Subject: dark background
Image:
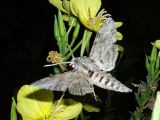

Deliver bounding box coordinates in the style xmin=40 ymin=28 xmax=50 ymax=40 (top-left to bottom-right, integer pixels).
xmin=1 ymin=0 xmax=160 ymax=119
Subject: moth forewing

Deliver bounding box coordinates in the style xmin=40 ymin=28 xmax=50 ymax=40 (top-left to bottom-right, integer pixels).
xmin=89 ymin=17 xmax=118 ymax=72
xmin=31 ymin=71 xmax=95 ymax=95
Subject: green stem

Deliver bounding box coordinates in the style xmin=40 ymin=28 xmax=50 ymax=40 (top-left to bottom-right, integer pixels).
xmin=70 ymin=23 xmax=80 ymax=48
xmin=67 ymin=19 xmax=75 ymax=36
xmin=80 ymin=110 xmax=84 ymax=120
xmin=64 ymin=40 xmax=83 ymax=61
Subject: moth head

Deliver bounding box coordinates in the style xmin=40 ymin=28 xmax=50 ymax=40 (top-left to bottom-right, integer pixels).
xmin=70 ymin=57 xmax=89 ymax=73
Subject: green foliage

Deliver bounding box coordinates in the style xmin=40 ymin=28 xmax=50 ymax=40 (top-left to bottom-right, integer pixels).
xmin=80 ymin=30 xmax=92 ymax=56
xmin=10 ymin=97 xmax=17 ymax=120
xmin=14 ymin=0 xmax=127 ymax=119
xmin=130 ymin=44 xmax=160 ymax=120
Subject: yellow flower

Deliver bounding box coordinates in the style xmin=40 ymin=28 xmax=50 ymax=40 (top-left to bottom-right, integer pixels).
xmin=49 ymin=99 xmax=82 ymax=120
xmin=70 ymin=0 xmax=103 ymax=31
xmin=17 ymin=85 xmax=54 ymax=120
xmin=17 ymin=85 xmax=82 ymax=120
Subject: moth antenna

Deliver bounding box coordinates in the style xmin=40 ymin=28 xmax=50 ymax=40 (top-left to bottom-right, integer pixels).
xmin=44 ymin=61 xmax=71 ymax=67
xmin=67 ymin=44 xmax=75 ymax=58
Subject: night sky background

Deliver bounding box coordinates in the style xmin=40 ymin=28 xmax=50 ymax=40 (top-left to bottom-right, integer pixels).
xmin=1 ymin=0 xmax=160 ymax=119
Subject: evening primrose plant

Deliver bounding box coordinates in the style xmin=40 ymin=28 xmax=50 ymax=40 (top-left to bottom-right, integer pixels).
xmin=130 ymin=40 xmax=160 ymax=120
xmin=11 ymin=0 xmax=124 ymax=120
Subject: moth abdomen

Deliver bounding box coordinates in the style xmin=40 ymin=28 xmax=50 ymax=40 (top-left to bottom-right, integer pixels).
xmin=90 ymin=71 xmax=132 ymax=93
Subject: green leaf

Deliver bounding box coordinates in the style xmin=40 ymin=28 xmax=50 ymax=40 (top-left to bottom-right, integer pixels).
xmin=134 ymin=92 xmax=141 ymax=106
xmin=145 ymin=55 xmax=150 ymax=72
xmin=83 ymin=104 xmax=100 ymax=112
xmin=80 ymin=30 xmax=92 ymax=56
xmin=155 ymin=56 xmax=160 ymax=75
xmin=141 ymin=90 xmax=152 ymax=107
xmin=150 ymin=45 xmax=157 ymax=63
xmin=11 ymin=97 xmax=17 ymax=120
xmin=70 ymin=22 xmax=80 ymax=48
xmin=54 ymin=15 xmax=62 ymax=54
xmin=151 ymin=92 xmax=160 ymax=120
xmin=150 ymin=45 xmax=158 ymax=80
xmin=58 ymin=10 xmax=68 ymax=55
xmin=58 ymin=10 xmax=67 ymax=37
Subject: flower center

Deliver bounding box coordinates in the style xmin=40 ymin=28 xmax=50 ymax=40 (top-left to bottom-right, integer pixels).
xmin=87 ymin=9 xmax=110 ymax=31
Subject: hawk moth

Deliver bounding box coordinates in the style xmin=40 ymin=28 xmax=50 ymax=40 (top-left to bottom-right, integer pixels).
xmin=32 ymin=16 xmax=132 ymax=96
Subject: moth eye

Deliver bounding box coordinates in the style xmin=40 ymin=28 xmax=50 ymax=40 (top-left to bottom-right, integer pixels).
xmin=70 ymin=64 xmax=75 ymax=70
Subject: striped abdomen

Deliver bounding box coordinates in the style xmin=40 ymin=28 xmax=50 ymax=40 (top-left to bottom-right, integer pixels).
xmin=88 ymin=70 xmax=132 ymax=92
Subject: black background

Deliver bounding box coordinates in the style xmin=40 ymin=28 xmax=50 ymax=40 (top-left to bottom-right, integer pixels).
xmin=1 ymin=0 xmax=160 ymax=119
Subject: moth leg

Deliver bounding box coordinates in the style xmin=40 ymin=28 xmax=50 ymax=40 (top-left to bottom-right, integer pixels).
xmin=92 ymin=91 xmax=98 ymax=101
xmin=54 ymin=92 xmax=65 ymax=112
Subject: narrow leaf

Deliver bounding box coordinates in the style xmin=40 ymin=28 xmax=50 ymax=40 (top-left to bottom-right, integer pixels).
xmin=145 ymin=55 xmax=150 ymax=72
xmin=80 ymin=30 xmax=92 ymax=56
xmin=58 ymin=10 xmax=68 ymax=55
xmin=58 ymin=10 xmax=66 ymax=37
xmin=54 ymin=15 xmax=62 ymax=54
xmin=155 ymin=56 xmax=160 ymax=74
xmin=11 ymin=97 xmax=17 ymax=120
xmin=70 ymin=22 xmax=80 ymax=48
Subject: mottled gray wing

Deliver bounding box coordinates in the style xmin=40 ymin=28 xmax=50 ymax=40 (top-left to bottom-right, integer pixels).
xmin=89 ymin=71 xmax=132 ymax=92
xmin=31 ymin=71 xmax=94 ymax=96
xmin=89 ymin=17 xmax=118 ymax=71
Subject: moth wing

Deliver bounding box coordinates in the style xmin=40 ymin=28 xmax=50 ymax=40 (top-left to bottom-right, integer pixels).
xmin=89 ymin=17 xmax=118 ymax=71
xmin=68 ymin=75 xmax=94 ymax=96
xmin=91 ymin=71 xmax=132 ymax=92
xmin=31 ymin=71 xmax=94 ymax=95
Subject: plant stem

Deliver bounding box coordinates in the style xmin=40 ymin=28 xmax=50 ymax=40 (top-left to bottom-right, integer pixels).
xmin=80 ymin=110 xmax=84 ymax=120
xmin=64 ymin=39 xmax=83 ymax=61
xmin=67 ymin=19 xmax=75 ymax=36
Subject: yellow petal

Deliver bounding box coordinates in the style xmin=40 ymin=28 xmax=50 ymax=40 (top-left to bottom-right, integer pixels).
xmin=52 ymin=99 xmax=82 ymax=120
xmin=17 ymin=85 xmax=53 ymax=120
xmin=116 ymin=31 xmax=123 ymax=41
xmin=70 ymin=0 xmax=101 ymax=31
xmin=115 ymin=22 xmax=123 ymax=28
xmin=118 ymin=45 xmax=124 ymax=52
